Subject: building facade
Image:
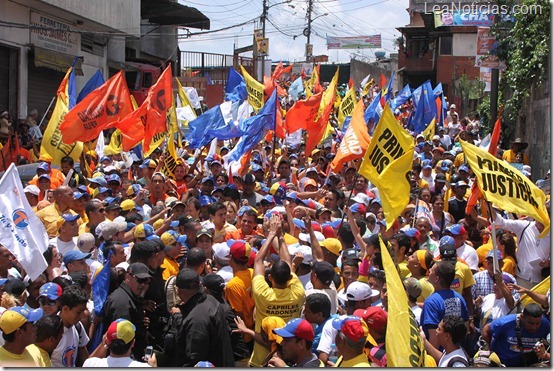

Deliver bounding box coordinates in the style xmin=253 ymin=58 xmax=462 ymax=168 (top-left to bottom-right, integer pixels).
xmin=0 ymin=0 xmax=208 ymax=120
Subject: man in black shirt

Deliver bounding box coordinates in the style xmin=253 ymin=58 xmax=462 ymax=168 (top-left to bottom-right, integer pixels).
xmin=448 ymin=180 xmax=469 ymax=222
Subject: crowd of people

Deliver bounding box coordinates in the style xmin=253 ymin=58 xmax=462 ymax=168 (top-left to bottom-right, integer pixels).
xmin=0 ymin=81 xmax=550 ymax=368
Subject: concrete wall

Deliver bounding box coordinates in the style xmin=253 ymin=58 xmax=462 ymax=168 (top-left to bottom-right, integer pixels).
xmin=514 ymin=81 xmax=551 ymax=179
xmin=350 ymin=58 xmax=400 ymax=92
xmin=42 ymin=0 xmax=140 ymax=35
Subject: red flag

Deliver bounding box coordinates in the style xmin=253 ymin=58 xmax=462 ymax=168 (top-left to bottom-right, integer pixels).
xmin=300 ymin=67 xmax=306 ymax=81
xmin=465 ymin=113 xmax=502 ymax=214
xmin=59 ymin=71 xmax=133 ymax=143
xmin=0 ymin=134 xmax=19 ymax=172
xmin=281 ymin=64 xmax=293 ymax=77
xmin=436 ymin=96 xmax=442 ymax=124
xmin=379 ymin=73 xmax=386 ymax=89
xmin=275 ymin=100 xmax=286 ymax=139
xmin=190 ymin=70 xmax=200 ymax=77
xmin=284 ymin=92 xmax=323 ymax=133
xmin=348 ymin=77 xmax=354 ymax=89
xmin=116 ymin=65 xmax=173 ymax=153
xmin=305 ymin=69 xmax=339 ymax=155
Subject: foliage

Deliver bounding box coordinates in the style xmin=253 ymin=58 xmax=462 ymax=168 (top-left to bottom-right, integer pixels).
xmin=489 ymin=0 xmax=550 ymax=125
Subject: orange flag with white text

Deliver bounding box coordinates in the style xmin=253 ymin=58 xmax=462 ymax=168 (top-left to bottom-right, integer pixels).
xmin=59 ymin=71 xmax=133 ymax=143
xmin=331 ymin=98 xmax=371 ymax=172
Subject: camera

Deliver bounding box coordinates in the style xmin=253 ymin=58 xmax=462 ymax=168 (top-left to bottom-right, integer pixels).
xmin=144 ymin=345 xmax=154 ymax=360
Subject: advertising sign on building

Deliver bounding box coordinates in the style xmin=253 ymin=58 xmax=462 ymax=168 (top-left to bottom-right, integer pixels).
xmin=474 ymin=27 xmax=505 ymax=70
xmin=326 ymin=35 xmax=381 ymax=49
xmin=30 ymin=12 xmax=80 ymax=55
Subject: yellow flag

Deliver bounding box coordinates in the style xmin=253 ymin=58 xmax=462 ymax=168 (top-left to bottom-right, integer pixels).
xmin=239 ymin=65 xmax=264 ymax=112
xmin=380 ymin=236 xmax=427 ymax=366
xmin=422 ymin=118 xmax=436 ymax=141
xmin=175 ymin=77 xmax=196 ymax=132
xmin=359 ymin=104 xmax=414 ymax=229
xmin=104 ymin=129 xmax=122 ymax=155
xmin=459 ymin=140 xmax=550 ymax=237
xmin=40 ymin=68 xmax=83 ymax=166
xmin=362 ymin=78 xmax=374 ymax=97
xmin=338 ymin=88 xmax=356 ymax=128
xmin=521 ymin=276 xmax=551 ymax=307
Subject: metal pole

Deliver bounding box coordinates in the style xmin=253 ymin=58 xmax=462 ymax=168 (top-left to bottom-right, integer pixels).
xmin=38 ymin=96 xmax=56 ymax=128
xmin=306 ymin=0 xmax=313 ymax=60
xmin=261 ymin=0 xmax=267 ymax=82
xmin=490 ymin=68 xmax=499 ymax=126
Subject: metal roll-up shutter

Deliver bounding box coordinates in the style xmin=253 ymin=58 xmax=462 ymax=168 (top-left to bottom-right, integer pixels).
xmin=27 ymin=53 xmax=65 ymax=120
xmin=0 ymin=44 xmax=18 ymax=117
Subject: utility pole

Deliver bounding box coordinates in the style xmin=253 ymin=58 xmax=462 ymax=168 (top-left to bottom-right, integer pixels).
xmin=304 ymin=0 xmax=313 ymax=60
xmin=260 ymin=0 xmax=268 ymax=81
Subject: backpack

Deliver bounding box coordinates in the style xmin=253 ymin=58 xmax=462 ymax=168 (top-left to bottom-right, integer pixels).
xmin=164 ymin=275 xmax=180 ymax=313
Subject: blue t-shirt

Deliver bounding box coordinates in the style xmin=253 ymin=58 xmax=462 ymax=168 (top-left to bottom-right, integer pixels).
xmin=490 ymin=314 xmax=550 ymax=367
xmin=312 ymin=314 xmax=338 ymax=355
xmin=421 ymin=289 xmax=469 ymax=338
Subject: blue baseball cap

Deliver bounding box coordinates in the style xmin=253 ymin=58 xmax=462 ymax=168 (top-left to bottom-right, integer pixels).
xmin=38 ymin=282 xmax=63 ymax=300
xmin=60 ymin=213 xmax=80 ymax=223
xmin=201 ymin=177 xmax=215 ymax=185
xmin=88 ymin=177 xmax=107 ymax=187
xmin=38 ymin=174 xmax=51 ymax=181
xmin=402 ymin=227 xmax=420 ymax=238
xmin=133 ymin=223 xmax=158 ymax=240
xmin=74 ymin=191 xmax=86 ymax=200
xmin=286 ymin=191 xmax=298 ymax=201
xmin=237 ymin=205 xmax=254 ymax=217
xmin=194 ymin=361 xmax=215 ymax=368
xmin=439 ymin=235 xmax=455 ymax=247
xmin=322 ymin=219 xmax=342 ymax=229
xmin=486 ymin=250 xmax=502 ymax=260
xmin=422 ymin=159 xmax=432 ymax=170
xmin=445 ymin=224 xmax=466 ymax=236
xmin=260 ymin=195 xmax=275 ymax=205
xmin=440 ymin=160 xmax=451 ymax=171
xmin=458 ymin=165 xmax=469 ymax=173
xmin=273 ymin=318 xmax=314 ymax=341
xmin=106 ymin=174 xmax=121 ymax=184
xmin=99 ymin=156 xmax=112 ymax=164
xmin=199 ymin=195 xmax=213 ymax=207
xmin=63 ymin=250 xmax=91 ymax=265
xmin=37 ymin=162 xmax=50 ymax=172
xmin=251 ymin=163 xmax=263 ymax=172
xmin=97 ymin=187 xmax=113 ymax=195
xmin=139 ymin=159 xmax=157 ymax=169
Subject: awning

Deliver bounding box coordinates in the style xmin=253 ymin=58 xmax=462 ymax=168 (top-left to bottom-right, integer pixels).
xmin=141 ymin=0 xmax=210 ymax=30
xmin=33 ymin=47 xmax=84 ymax=75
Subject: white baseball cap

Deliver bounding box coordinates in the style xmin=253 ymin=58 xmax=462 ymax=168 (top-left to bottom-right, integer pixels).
xmin=23 ymin=185 xmax=40 ymax=196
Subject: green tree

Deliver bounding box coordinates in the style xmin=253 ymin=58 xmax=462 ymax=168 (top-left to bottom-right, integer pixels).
xmin=489 ymin=0 xmax=550 ymax=135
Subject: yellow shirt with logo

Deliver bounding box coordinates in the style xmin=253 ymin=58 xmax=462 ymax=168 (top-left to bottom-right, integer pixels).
xmin=251 ymin=273 xmax=305 ymax=367
xmin=450 ymin=260 xmax=475 ymax=294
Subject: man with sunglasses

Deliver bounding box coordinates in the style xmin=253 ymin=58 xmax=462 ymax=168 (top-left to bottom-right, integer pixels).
xmin=84 ymin=199 xmax=107 ymax=234
xmin=102 ymin=262 xmax=151 ymax=362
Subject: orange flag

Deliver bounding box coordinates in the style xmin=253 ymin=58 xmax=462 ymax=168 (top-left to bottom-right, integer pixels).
xmin=281 ymin=64 xmax=293 ymax=77
xmin=331 ymin=98 xmax=371 ymax=172
xmin=465 ymin=112 xmax=502 ymax=214
xmin=305 ymin=68 xmax=339 ymax=155
xmin=284 ymin=92 xmax=323 ymax=133
xmin=59 ymin=71 xmax=133 ymax=143
xmin=275 ymin=99 xmax=286 ymax=139
xmin=348 ymin=77 xmax=354 ymax=89
xmin=238 ymin=150 xmax=252 ymax=176
xmin=0 ymin=134 xmax=19 ymax=172
xmin=379 ymin=73 xmax=386 ymax=89
xmin=116 ymin=65 xmax=173 ymax=153
xmin=272 ymin=61 xmax=284 ymax=80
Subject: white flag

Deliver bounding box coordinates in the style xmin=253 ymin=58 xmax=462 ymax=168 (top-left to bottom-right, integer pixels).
xmin=0 ymin=164 xmax=48 ymax=280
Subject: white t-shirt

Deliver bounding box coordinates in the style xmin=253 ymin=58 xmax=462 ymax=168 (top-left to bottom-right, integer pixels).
xmin=411 ymin=304 xmax=422 ymax=326
xmin=456 ymin=243 xmax=479 ymax=272
xmin=317 ymin=314 xmax=347 ymax=355
xmin=438 ymin=348 xmax=468 ymax=367
xmin=51 ymin=322 xmax=90 ymax=367
xmin=83 ymin=355 xmax=150 ymax=367
xmin=50 ymin=237 xmax=77 ymax=256
xmin=480 ymin=294 xmax=511 ymax=323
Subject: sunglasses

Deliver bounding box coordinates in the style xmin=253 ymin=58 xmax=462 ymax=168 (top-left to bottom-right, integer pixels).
xmin=39 ymin=297 xmax=57 ymax=306
xmin=97 ymin=208 xmax=106 ymax=213
xmin=133 ymin=275 xmax=151 ymax=285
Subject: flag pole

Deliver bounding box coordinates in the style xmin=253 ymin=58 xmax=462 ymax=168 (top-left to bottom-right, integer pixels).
xmin=38 ymin=96 xmax=56 ymax=129
xmin=486 ymin=201 xmax=500 ymax=274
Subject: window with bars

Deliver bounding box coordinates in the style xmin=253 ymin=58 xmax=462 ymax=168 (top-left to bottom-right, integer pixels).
xmin=81 ymin=33 xmax=105 ymax=57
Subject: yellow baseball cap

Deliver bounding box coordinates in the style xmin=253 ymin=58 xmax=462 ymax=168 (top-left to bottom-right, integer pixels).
xmin=320 ymin=238 xmax=341 ymax=256
xmin=0 ymin=306 xmax=43 ymax=334
xmin=120 ymin=199 xmax=137 ymax=212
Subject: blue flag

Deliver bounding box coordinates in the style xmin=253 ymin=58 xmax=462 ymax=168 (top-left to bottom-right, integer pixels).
xmin=77 ymin=70 xmax=105 ymax=104
xmin=411 ymin=80 xmax=437 ymax=133
xmin=225 ymin=68 xmax=247 ymax=102
xmin=288 ymin=77 xmax=304 ymax=101
xmin=187 ymin=105 xmax=226 ymax=148
xmin=383 ymin=71 xmax=395 ymax=103
xmin=92 ymin=250 xmax=112 ymax=316
xmin=364 ymin=91 xmax=382 ymax=124
xmin=227 ymin=90 xmax=277 ymax=163
xmin=389 ymin=84 xmax=412 ymax=110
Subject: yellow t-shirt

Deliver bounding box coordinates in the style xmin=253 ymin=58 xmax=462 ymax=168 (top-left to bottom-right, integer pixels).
xmin=502 ymin=255 xmax=517 ymax=276
xmin=26 ymin=345 xmax=52 ymax=367
xmin=161 ymin=257 xmax=180 ymax=281
xmin=35 ymin=203 xmax=81 ymax=237
xmin=251 ymin=273 xmax=305 ymax=367
xmin=225 ymin=268 xmax=254 ymax=342
xmin=417 ymin=277 xmax=435 ymax=303
xmin=450 ymin=261 xmax=476 ymax=294
xmin=398 ymin=261 xmax=411 ymax=280
xmin=476 ymin=241 xmax=493 ymax=268
xmin=0 ymin=346 xmax=40 ymax=367
xmin=338 ymin=353 xmax=370 ymax=367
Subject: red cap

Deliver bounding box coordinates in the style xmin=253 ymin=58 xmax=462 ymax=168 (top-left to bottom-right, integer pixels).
xmin=354 ymin=306 xmax=388 ymax=333
xmin=228 ymin=240 xmax=251 ymax=260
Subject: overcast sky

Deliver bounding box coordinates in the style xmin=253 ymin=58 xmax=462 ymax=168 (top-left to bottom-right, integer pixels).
xmin=177 ymin=0 xmax=410 ymax=64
